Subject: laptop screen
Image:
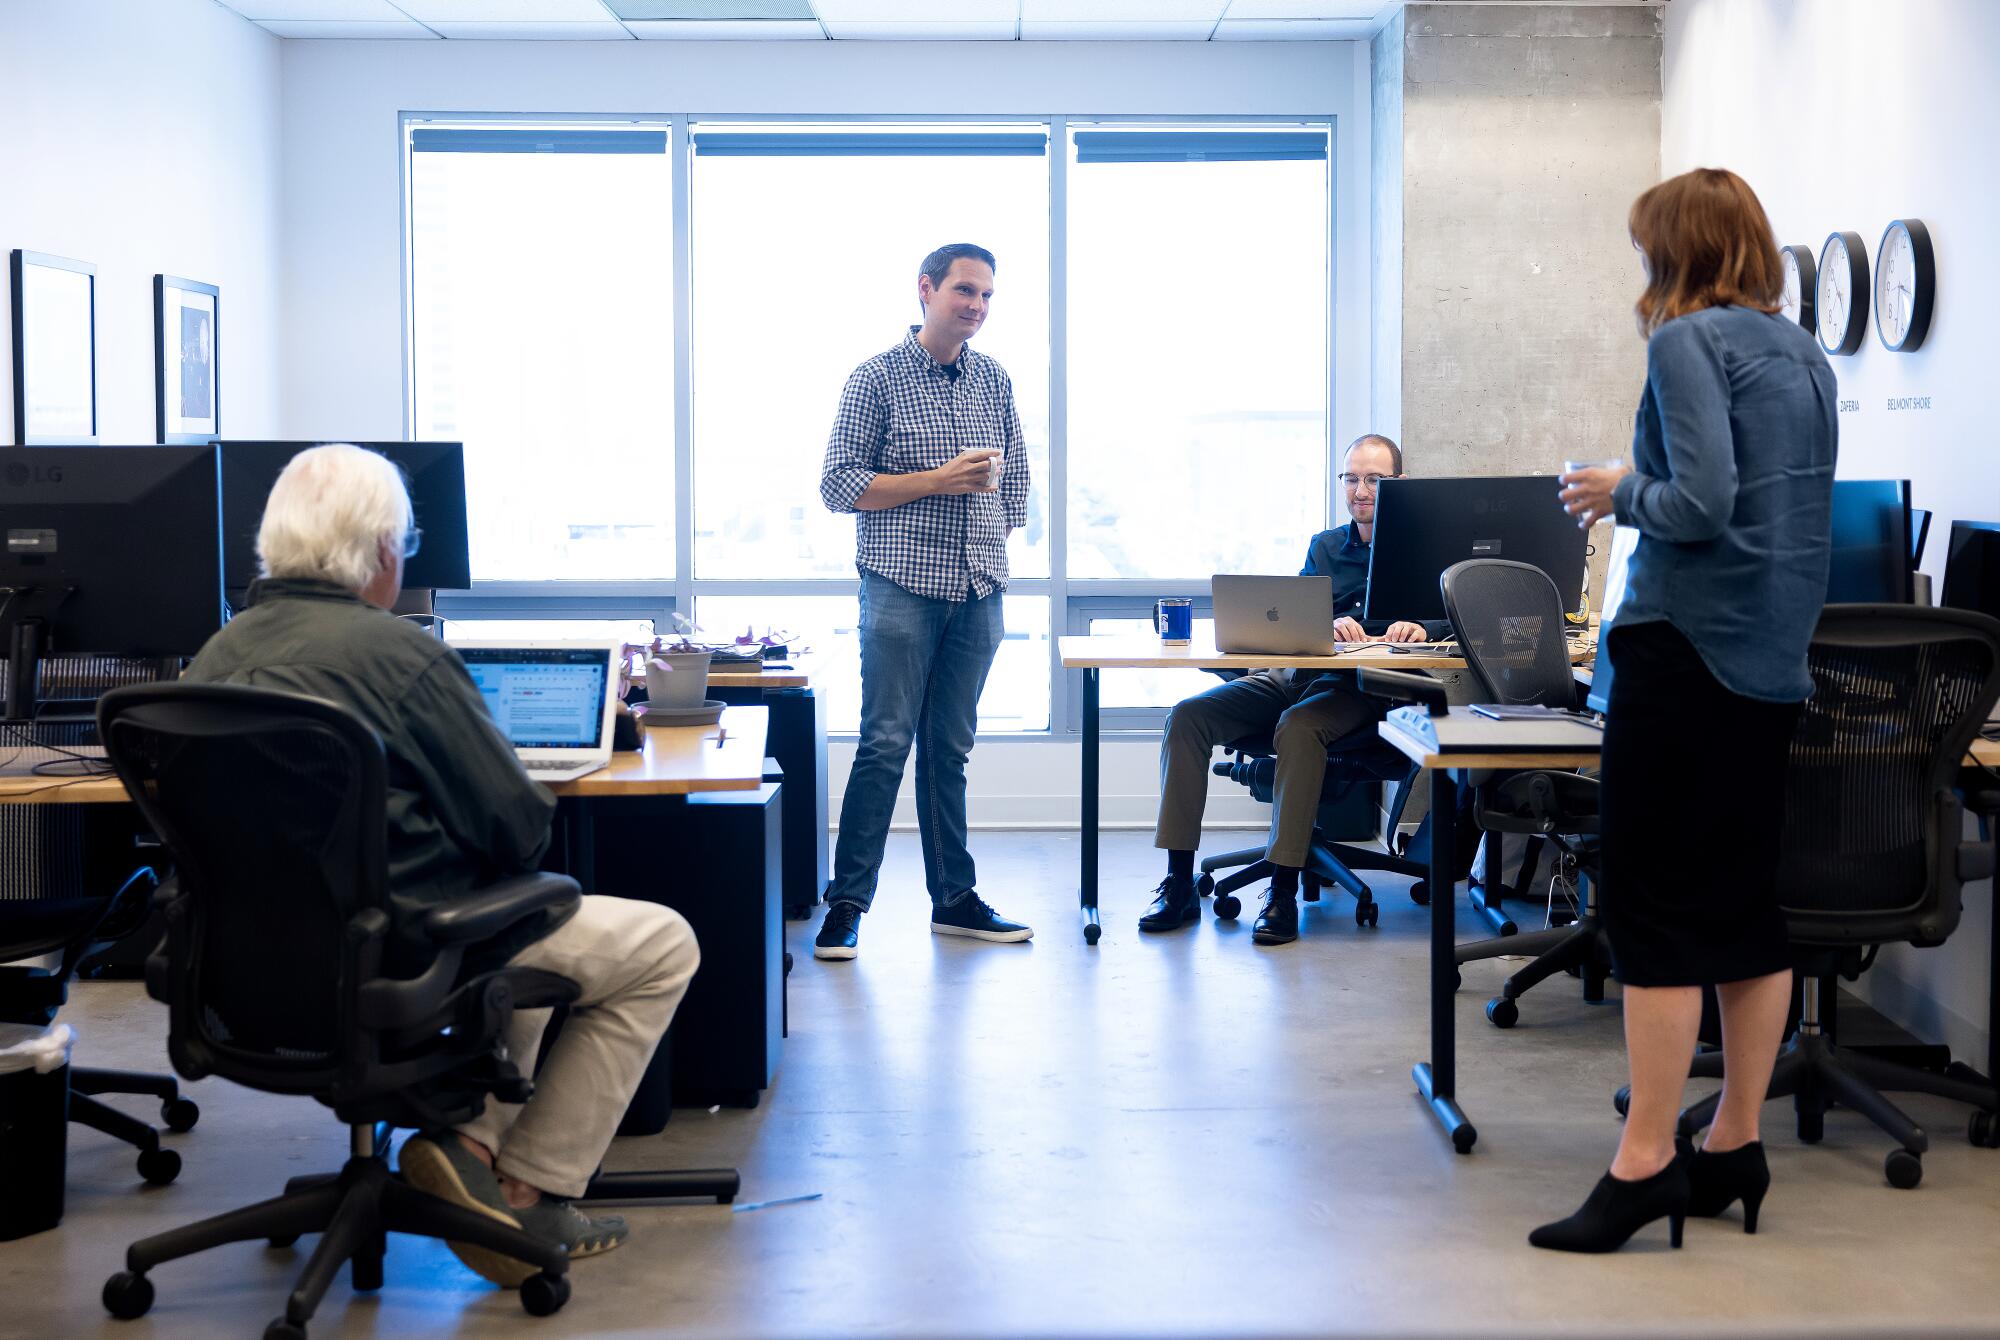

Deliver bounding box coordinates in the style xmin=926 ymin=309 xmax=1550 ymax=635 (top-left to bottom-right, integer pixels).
xmin=1585 ymin=526 xmax=1641 ymax=715
xmin=457 ymin=646 xmax=611 ymax=750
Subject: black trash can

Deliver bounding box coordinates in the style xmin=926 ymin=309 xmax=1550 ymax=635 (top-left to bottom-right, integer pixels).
xmin=0 ymin=1058 xmax=71 ymax=1240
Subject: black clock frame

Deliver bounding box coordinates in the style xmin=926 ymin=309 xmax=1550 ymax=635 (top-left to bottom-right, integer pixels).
xmin=1782 ymin=243 xmax=1817 ymax=332
xmin=1876 ymin=217 xmax=1936 ymax=353
xmin=1819 ymin=229 xmax=1870 ymax=357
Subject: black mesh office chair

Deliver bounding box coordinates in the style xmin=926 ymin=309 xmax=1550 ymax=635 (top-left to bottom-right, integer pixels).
xmin=1653 ymin=606 xmax=2000 ymax=1189
xmin=1199 ymin=724 xmax=1432 ymax=927
xmin=90 ymin=684 xmax=606 ymax=1336
xmin=1437 ymin=559 xmax=1608 ymax=1028
xmin=0 ymin=863 xmax=198 ymax=1187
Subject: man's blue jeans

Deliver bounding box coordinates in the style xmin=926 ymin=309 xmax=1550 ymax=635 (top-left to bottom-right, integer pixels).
xmin=826 ymin=571 xmax=1004 ymax=912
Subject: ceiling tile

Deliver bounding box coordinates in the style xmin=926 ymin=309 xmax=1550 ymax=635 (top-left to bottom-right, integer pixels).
xmin=393 ymin=0 xmax=614 ymax=20
xmin=1022 ymin=0 xmax=1224 ymax=19
xmin=428 ymin=20 xmax=634 ymax=36
xmin=809 ymin=0 xmax=1015 ymax=18
xmin=1222 ymin=0 xmax=1384 ymax=18
xmin=1213 ymin=17 xmax=1373 ymax=38
xmin=821 ymin=20 xmax=1017 ymax=38
xmin=1020 ymin=20 xmax=1215 ymax=38
xmin=623 ymin=18 xmax=824 ymax=36
xmin=221 ymin=0 xmax=410 ymax=19
xmin=255 ymin=18 xmax=441 ymax=35
xmin=610 ymin=0 xmax=813 ymax=17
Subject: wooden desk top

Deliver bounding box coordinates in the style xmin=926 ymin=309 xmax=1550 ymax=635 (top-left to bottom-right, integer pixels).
xmin=705 ymin=656 xmax=815 ymax=690
xmin=1059 ymin=634 xmax=1596 ymax=673
xmin=0 ymin=707 xmax=769 ymax=805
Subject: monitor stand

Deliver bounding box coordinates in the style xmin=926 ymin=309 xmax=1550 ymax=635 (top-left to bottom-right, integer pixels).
xmin=4 ymin=617 xmax=46 ymax=727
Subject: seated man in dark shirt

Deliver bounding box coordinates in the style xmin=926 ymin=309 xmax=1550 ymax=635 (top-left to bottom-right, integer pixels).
xmin=183 ymin=444 xmax=698 ymax=1288
xmin=1140 ymin=434 xmax=1446 ymax=945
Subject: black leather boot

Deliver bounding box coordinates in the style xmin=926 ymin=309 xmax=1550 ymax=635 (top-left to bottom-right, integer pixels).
xmin=1252 ymin=886 xmax=1299 ymax=944
xmin=1138 ymin=877 xmax=1201 ymax=932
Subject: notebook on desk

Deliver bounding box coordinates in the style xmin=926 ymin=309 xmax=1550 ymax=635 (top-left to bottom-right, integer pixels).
xmin=449 ymin=641 xmax=620 ymax=782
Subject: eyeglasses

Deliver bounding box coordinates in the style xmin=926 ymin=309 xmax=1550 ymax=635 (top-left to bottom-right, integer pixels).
xmin=1338 ymin=473 xmax=1391 ymax=490
xmin=401 ymin=526 xmax=423 ymax=559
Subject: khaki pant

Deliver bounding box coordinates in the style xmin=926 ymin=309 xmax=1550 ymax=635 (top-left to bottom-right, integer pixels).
xmin=1154 ymin=670 xmax=1378 ymax=869
xmin=457 ymin=894 xmax=699 ymax=1199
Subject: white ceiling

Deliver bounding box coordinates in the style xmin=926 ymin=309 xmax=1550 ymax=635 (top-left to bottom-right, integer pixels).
xmin=212 ymin=0 xmax=1413 ymax=41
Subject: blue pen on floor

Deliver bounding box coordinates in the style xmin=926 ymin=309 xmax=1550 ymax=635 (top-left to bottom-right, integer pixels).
xmin=731 ymin=1191 xmax=822 ymax=1214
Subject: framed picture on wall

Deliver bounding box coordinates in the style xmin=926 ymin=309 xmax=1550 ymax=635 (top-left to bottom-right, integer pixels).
xmin=9 ymin=249 xmax=99 ymax=444
xmin=155 ymin=274 xmax=220 ymax=444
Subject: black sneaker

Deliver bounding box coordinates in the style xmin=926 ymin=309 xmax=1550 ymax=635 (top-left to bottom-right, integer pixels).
xmin=1138 ymin=876 xmax=1201 ymax=932
xmin=814 ymin=901 xmax=863 ymax=960
xmin=930 ymin=893 xmax=1033 ymax=943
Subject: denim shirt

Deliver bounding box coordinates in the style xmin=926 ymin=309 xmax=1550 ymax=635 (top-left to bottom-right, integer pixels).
xmin=1609 ymin=305 xmax=1838 ymax=703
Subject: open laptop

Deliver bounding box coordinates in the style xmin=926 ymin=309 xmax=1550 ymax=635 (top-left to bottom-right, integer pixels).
xmin=449 ymin=641 xmax=620 ymax=782
xmin=1212 ymin=574 xmax=1337 ymax=656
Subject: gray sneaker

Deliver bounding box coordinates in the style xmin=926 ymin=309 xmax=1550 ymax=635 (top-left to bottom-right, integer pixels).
xmin=399 ymin=1132 xmax=629 ymax=1285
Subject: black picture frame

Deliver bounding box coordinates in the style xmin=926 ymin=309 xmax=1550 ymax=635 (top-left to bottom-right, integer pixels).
xmin=155 ymin=274 xmax=220 ymax=444
xmin=9 ymin=249 xmax=98 ymax=444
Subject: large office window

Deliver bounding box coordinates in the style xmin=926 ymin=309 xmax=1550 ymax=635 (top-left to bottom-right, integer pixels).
xmin=406 ymin=116 xmax=1336 ymax=737
xmin=407 ymin=123 xmax=677 ymax=581
xmin=688 ymin=126 xmax=1050 ymax=583
xmin=1066 ymin=129 xmax=1330 ymax=581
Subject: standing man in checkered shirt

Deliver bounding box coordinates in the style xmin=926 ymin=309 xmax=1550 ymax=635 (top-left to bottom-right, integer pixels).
xmin=812 ymin=243 xmax=1033 ymax=961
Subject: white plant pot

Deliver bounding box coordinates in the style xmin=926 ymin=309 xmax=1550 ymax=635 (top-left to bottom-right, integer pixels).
xmin=644 ymin=652 xmax=712 ymax=709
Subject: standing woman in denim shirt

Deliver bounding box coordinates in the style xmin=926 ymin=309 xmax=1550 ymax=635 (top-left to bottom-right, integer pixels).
xmin=1532 ymin=168 xmax=1838 ymax=1254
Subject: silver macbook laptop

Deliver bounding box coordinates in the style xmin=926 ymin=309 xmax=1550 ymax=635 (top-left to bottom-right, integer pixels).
xmin=450 ymin=641 xmax=620 ymax=782
xmin=1212 ymin=574 xmax=1337 ymax=656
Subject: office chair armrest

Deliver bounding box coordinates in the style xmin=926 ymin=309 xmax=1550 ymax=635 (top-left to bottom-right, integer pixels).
xmin=1358 ymin=668 xmax=1448 ymax=713
xmin=422 ymin=872 xmax=583 ymax=947
xmin=1957 ymin=839 xmax=1995 ymax=884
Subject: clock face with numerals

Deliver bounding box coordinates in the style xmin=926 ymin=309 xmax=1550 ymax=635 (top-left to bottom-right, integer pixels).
xmin=1817 ymin=231 xmax=1869 ymax=356
xmin=1779 ymin=244 xmax=1816 ymax=330
xmin=1874 ymin=218 xmax=1936 ymax=352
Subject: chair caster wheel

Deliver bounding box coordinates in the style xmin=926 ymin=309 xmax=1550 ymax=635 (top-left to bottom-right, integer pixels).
xmin=1452 ymin=1125 xmax=1477 ymax=1155
xmin=1354 ymin=901 xmax=1379 ymax=928
xmin=1213 ymin=895 xmax=1241 ymax=921
xmin=1485 ymin=997 xmax=1518 ymax=1029
xmin=1613 ymin=1086 xmax=1631 ymax=1118
xmin=264 ymin=1319 xmax=307 ymax=1340
xmin=1970 ymin=1109 xmax=2000 ymax=1148
xmin=138 ymin=1147 xmax=182 ymax=1185
xmin=162 ymin=1097 xmax=200 ymax=1132
xmin=1409 ymin=881 xmax=1429 ymax=906
xmin=1083 ymin=922 xmax=1101 ymax=945
xmin=783 ymin=951 xmax=794 ymax=974
xmin=103 ymin=1271 xmax=154 ymax=1320
xmin=268 ymin=1233 xmax=301 ymax=1248
xmin=1885 ymin=1148 xmax=1923 ymax=1189
xmin=1195 ymin=873 xmax=1215 ymax=898
xmin=520 ymin=1271 xmax=571 ymax=1317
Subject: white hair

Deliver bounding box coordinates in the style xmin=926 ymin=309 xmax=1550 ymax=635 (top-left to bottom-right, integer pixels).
xmin=256 ymin=444 xmax=413 ymax=590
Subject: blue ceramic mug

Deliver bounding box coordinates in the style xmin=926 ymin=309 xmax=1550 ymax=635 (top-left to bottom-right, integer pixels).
xmin=1155 ymin=598 xmax=1193 ymax=645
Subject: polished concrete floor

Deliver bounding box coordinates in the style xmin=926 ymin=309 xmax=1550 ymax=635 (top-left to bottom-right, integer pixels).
xmin=8 ymin=831 xmax=2000 ymax=1339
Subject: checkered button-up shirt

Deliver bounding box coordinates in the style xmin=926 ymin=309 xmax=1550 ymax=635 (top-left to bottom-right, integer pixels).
xmin=820 ymin=327 xmax=1030 ymax=603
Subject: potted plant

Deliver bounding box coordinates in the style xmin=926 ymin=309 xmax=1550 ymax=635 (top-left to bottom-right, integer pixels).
xmin=642 ymin=617 xmax=714 ymax=710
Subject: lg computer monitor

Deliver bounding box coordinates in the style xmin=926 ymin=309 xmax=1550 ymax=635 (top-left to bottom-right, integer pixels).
xmin=1941 ymin=520 xmax=2000 ymax=620
xmin=1364 ymin=476 xmax=1588 ymax=625
xmin=1 ymin=445 xmax=225 ymax=722
xmin=216 ymin=441 xmax=471 ymax=594
xmin=1827 ymin=479 xmax=1912 ymax=604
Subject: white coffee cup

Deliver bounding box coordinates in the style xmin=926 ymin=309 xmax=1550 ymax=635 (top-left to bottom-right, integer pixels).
xmin=986 ymin=455 xmax=1003 ymax=490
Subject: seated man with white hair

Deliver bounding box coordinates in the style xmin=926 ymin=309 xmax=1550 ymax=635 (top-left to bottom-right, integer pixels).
xmin=183 ymin=443 xmax=698 ymax=1287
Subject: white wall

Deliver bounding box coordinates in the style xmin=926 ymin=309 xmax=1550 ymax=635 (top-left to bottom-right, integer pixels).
xmin=276 ymin=35 xmax=1377 ymax=832
xmin=1664 ymin=0 xmax=2000 ymax=1067
xmin=0 ymin=0 xmax=283 ymax=444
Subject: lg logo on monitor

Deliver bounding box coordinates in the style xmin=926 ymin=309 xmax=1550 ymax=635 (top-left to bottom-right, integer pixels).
xmin=2 ymin=461 xmax=63 ymax=485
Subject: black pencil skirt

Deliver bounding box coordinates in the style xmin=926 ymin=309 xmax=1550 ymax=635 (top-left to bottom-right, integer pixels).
xmin=1598 ymin=619 xmax=1802 ymax=988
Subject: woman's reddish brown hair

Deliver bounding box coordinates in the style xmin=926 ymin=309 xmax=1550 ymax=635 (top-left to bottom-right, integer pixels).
xmin=1629 ymin=167 xmax=1783 ymax=337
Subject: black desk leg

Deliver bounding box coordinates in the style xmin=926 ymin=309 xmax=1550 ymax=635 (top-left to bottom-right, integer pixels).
xmin=1414 ymin=767 xmax=1477 ymax=1154
xmin=1080 ymin=666 xmax=1101 ymax=946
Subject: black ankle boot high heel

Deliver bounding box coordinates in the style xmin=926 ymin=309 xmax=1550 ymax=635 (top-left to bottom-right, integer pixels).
xmin=1679 ymin=1137 xmax=1769 ymax=1232
xmin=1528 ymin=1159 xmax=1691 ymax=1254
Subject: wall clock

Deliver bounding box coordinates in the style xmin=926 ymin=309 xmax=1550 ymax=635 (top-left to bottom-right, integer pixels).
xmin=1816 ymin=230 xmax=1869 ymax=356
xmin=1874 ymin=218 xmax=1936 ymax=352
